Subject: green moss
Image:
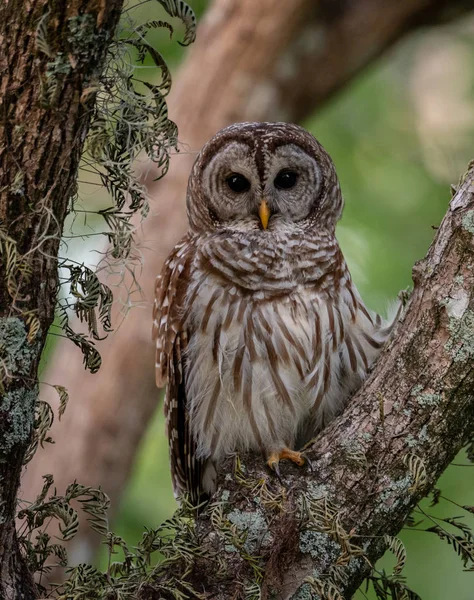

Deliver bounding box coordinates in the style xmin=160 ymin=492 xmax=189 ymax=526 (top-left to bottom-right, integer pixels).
xmin=68 ymin=15 xmax=97 ymax=50
xmin=45 ymin=14 xmax=109 ymax=91
xmin=462 ymin=210 xmax=474 ymax=234
xmin=46 ymin=52 xmax=71 ymax=78
xmin=228 ymin=508 xmax=271 ymax=553
xmin=445 ymin=310 xmax=474 ymax=362
xmin=67 ymin=14 xmax=109 ymax=73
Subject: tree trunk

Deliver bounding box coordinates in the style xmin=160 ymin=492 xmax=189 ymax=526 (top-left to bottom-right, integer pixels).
xmin=0 ymin=1 xmax=123 ymax=597
xmin=138 ymin=165 xmax=474 ymax=599
xmin=20 ymin=0 xmax=474 ymax=567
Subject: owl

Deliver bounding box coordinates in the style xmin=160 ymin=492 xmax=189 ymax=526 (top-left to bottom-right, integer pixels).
xmin=153 ymin=122 xmax=397 ymax=504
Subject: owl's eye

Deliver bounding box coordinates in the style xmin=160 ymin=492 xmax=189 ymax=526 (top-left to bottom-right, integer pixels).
xmin=274 ymin=170 xmax=298 ymax=190
xmin=226 ymin=173 xmax=250 ymax=193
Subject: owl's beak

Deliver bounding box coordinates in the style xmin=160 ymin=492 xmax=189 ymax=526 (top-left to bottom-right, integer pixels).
xmin=258 ymin=199 xmax=271 ymax=230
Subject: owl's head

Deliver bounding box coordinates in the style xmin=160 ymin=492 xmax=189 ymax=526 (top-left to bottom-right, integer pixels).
xmin=186 ymin=122 xmax=344 ymax=235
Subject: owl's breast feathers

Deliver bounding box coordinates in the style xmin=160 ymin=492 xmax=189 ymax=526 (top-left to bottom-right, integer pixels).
xmin=154 ymin=232 xmax=397 ymax=499
xmin=198 ymin=229 xmax=344 ymax=296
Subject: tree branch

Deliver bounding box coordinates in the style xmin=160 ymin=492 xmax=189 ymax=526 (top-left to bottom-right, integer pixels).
xmin=0 ymin=1 xmax=123 ymax=596
xmin=141 ymin=166 xmax=474 ymax=599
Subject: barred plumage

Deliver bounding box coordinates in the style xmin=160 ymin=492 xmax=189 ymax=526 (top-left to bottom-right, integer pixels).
xmin=153 ymin=122 xmax=397 ymax=503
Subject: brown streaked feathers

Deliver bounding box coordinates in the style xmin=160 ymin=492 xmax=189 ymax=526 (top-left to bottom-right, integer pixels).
xmin=153 ymin=122 xmax=398 ymax=504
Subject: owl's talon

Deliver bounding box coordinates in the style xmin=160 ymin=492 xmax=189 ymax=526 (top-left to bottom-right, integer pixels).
xmin=267 ymin=452 xmax=282 ymax=481
xmin=267 ymin=448 xmax=307 ymax=481
xmin=270 ymin=461 xmax=283 ymax=483
xmin=302 ymin=453 xmax=314 ymax=472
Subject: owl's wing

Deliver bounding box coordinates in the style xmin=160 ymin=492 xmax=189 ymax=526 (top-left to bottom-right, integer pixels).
xmin=153 ymin=234 xmax=204 ymax=504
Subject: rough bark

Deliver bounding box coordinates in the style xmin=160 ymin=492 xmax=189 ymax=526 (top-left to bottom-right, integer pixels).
xmin=0 ymin=1 xmax=123 ymax=597
xmin=21 ymin=0 xmax=474 ymax=567
xmin=137 ymin=166 xmax=474 ymax=599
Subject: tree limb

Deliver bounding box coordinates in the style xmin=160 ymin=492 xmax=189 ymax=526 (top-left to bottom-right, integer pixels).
xmin=140 ymin=166 xmax=474 ymax=599
xmin=0 ymin=1 xmax=123 ymax=597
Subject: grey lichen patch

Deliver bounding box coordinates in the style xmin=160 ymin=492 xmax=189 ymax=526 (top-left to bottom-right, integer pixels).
xmin=306 ymin=481 xmax=329 ymax=501
xmin=406 ymin=426 xmax=428 ymax=448
xmin=410 ymin=384 xmax=443 ymax=407
xmin=340 ymin=437 xmax=362 ymax=453
xmin=67 ymin=14 xmax=109 ymax=75
xmin=454 ymin=275 xmax=464 ymax=286
xmin=462 ymin=210 xmax=474 ymax=234
xmin=410 ymin=384 xmax=423 ymax=397
xmin=0 ymin=318 xmax=41 ymax=458
xmin=416 ymin=393 xmax=442 ymax=407
xmin=445 ymin=310 xmax=474 ymax=362
xmin=299 ymin=530 xmax=341 ymax=562
xmin=0 ymin=388 xmax=37 ymax=457
xmin=0 ymin=317 xmax=41 ymax=377
xmin=376 ymin=475 xmax=412 ymax=515
xmin=290 ymin=582 xmax=318 ymax=600
xmin=345 ymin=556 xmax=364 ymax=578
xmin=228 ymin=508 xmax=271 ymax=554
xmin=444 ymin=289 xmax=469 ymax=320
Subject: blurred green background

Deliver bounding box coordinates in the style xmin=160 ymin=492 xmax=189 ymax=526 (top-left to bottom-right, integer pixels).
xmin=72 ymin=2 xmax=474 ymax=597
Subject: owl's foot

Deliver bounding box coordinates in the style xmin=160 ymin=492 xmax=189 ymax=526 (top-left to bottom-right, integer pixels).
xmin=267 ymin=448 xmax=307 ymax=480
